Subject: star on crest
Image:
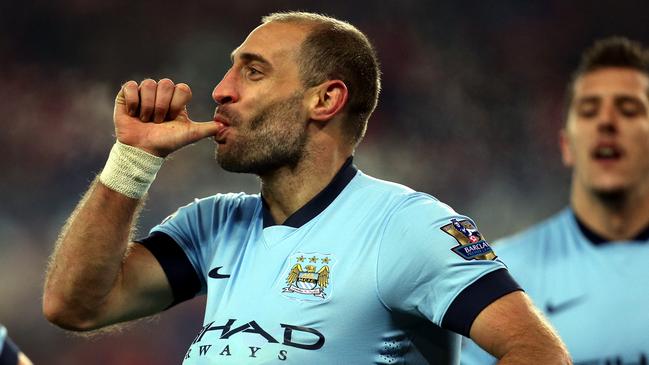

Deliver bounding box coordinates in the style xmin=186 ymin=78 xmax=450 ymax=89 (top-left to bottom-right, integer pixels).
xmin=297 ymin=255 xmax=305 ymax=262
xmin=309 ymin=256 xmax=318 ymax=263
xmin=321 ymin=257 xmax=331 ymax=264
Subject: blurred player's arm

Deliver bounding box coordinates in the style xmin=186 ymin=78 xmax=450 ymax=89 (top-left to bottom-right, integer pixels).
xmin=470 ymin=290 xmax=571 ymax=364
xmin=0 ymin=325 xmax=33 ymax=365
xmin=16 ymin=354 xmax=31 ymax=365
xmin=43 ymin=79 xmax=219 ymax=331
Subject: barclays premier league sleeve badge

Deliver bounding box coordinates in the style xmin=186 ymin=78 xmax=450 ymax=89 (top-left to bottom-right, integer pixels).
xmin=281 ymin=253 xmax=335 ymax=302
xmin=441 ymin=219 xmax=497 ymax=261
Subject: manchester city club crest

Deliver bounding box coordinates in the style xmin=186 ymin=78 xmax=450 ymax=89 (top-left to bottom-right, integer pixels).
xmin=441 ymin=219 xmax=497 ymax=261
xmin=281 ymin=252 xmax=335 ymax=302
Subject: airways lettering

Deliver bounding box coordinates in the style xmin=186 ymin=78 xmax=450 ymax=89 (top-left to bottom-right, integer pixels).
xmin=199 ymin=345 xmax=212 ymax=356
xmin=249 ymin=347 xmax=261 ymax=357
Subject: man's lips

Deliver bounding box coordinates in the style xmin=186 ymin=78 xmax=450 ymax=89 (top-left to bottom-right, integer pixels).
xmin=213 ymin=115 xmax=231 ymax=128
xmin=213 ymin=115 xmax=231 ymax=143
xmin=591 ymin=143 xmax=624 ymax=161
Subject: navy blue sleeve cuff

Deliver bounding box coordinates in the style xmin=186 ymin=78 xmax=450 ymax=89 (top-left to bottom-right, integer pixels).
xmin=441 ymin=268 xmax=522 ymax=337
xmin=135 ymin=231 xmax=202 ymax=308
xmin=0 ymin=336 xmax=19 ymax=365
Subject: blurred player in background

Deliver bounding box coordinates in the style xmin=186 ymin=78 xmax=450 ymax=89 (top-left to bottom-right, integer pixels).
xmin=42 ymin=11 xmax=569 ymax=364
xmin=462 ymin=36 xmax=649 ymax=364
xmin=0 ymin=325 xmax=32 ymax=365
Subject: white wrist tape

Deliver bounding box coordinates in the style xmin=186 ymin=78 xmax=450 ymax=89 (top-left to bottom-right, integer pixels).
xmin=99 ymin=141 xmax=165 ymax=199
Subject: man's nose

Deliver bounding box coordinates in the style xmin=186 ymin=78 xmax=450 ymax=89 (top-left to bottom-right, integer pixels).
xmin=597 ymin=101 xmax=619 ymax=134
xmin=212 ymin=69 xmax=239 ymax=105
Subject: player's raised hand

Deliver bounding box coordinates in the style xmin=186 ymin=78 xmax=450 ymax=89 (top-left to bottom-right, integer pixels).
xmin=113 ymin=79 xmax=221 ymax=157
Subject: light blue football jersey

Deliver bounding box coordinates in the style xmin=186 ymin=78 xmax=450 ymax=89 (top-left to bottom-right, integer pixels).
xmin=461 ymin=208 xmax=649 ymax=365
xmin=138 ymin=159 xmax=519 ymax=364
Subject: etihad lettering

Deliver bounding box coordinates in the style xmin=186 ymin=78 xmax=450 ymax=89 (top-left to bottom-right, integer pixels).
xmin=281 ymin=324 xmax=325 ymax=350
xmin=192 ymin=319 xmax=325 ymax=350
xmin=221 ymin=321 xmax=277 ymax=343
xmin=185 ymin=319 xmax=326 ymax=362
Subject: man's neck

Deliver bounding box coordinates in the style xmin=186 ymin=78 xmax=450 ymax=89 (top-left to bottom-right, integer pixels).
xmin=259 ymin=149 xmax=351 ymax=225
xmin=571 ymin=183 xmax=649 ymax=242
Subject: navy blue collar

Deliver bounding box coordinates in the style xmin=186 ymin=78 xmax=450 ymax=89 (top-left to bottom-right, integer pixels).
xmin=573 ymin=210 xmax=649 ymax=245
xmin=262 ymin=157 xmax=357 ymax=228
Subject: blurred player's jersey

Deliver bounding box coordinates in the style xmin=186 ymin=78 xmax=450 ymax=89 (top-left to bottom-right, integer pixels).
xmin=461 ymin=208 xmax=649 ymax=365
xmin=140 ymin=159 xmax=519 ymax=364
xmin=0 ymin=325 xmax=19 ymax=365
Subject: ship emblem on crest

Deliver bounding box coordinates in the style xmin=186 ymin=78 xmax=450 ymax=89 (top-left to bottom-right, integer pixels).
xmin=281 ymin=253 xmax=335 ymax=302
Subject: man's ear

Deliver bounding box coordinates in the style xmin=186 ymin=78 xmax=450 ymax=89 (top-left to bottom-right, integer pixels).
xmin=308 ymin=80 xmax=348 ymax=122
xmin=559 ymin=128 xmax=574 ymax=167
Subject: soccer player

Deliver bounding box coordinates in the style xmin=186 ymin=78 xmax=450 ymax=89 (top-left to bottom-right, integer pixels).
xmin=462 ymin=37 xmax=649 ymax=364
xmin=0 ymin=325 xmax=33 ymax=365
xmin=43 ymin=12 xmax=569 ymax=364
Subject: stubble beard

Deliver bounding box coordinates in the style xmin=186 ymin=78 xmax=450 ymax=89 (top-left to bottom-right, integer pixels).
xmin=216 ymin=92 xmax=309 ymax=175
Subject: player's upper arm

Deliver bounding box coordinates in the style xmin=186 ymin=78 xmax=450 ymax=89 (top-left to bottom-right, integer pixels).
xmin=376 ymin=193 xmax=518 ymax=332
xmin=87 ymin=242 xmax=175 ymax=329
xmin=97 ymin=227 xmax=205 ymax=328
xmin=93 ymin=194 xmax=236 ymax=329
xmin=469 ymin=290 xmax=570 ymax=362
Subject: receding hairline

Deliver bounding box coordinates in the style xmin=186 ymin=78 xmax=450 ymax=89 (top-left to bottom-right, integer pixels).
xmin=261 ymin=11 xmax=356 ymax=29
xmin=259 ymin=11 xmax=381 ymax=147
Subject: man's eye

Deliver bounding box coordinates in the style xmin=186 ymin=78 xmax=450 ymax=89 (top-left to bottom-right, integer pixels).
xmin=246 ymin=67 xmax=263 ymax=79
xmin=617 ymin=99 xmax=645 ymax=117
xmin=576 ymin=102 xmax=598 ymax=118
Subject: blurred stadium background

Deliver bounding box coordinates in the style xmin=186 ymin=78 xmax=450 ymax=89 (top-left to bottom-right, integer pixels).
xmin=2 ymin=0 xmax=649 ymax=363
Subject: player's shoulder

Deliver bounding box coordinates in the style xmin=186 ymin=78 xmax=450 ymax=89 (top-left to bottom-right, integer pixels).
xmin=190 ymin=192 xmax=260 ymax=210
xmin=354 ymin=171 xmax=454 ymax=215
xmin=166 ymin=192 xmax=261 ymax=224
xmin=351 ymin=171 xmax=416 ymax=196
xmin=355 ymin=172 xmax=459 ymax=226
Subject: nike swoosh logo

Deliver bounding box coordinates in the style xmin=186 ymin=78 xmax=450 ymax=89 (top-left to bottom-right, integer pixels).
xmin=546 ymin=295 xmax=586 ymax=315
xmin=208 ymin=266 xmax=231 ymax=279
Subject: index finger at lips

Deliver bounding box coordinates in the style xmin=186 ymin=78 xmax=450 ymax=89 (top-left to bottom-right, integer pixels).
xmin=168 ymin=83 xmax=193 ymax=120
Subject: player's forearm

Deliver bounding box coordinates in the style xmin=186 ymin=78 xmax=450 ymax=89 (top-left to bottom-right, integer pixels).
xmin=495 ymin=326 xmax=571 ymax=365
xmin=497 ymin=344 xmax=571 ymax=365
xmin=43 ymin=178 xmax=143 ymax=331
xmin=471 ymin=291 xmax=571 ymax=364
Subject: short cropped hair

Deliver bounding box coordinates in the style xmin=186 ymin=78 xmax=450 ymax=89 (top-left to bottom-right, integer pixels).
xmin=262 ymin=12 xmax=381 ymax=147
xmin=565 ymin=36 xmax=649 ymax=117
